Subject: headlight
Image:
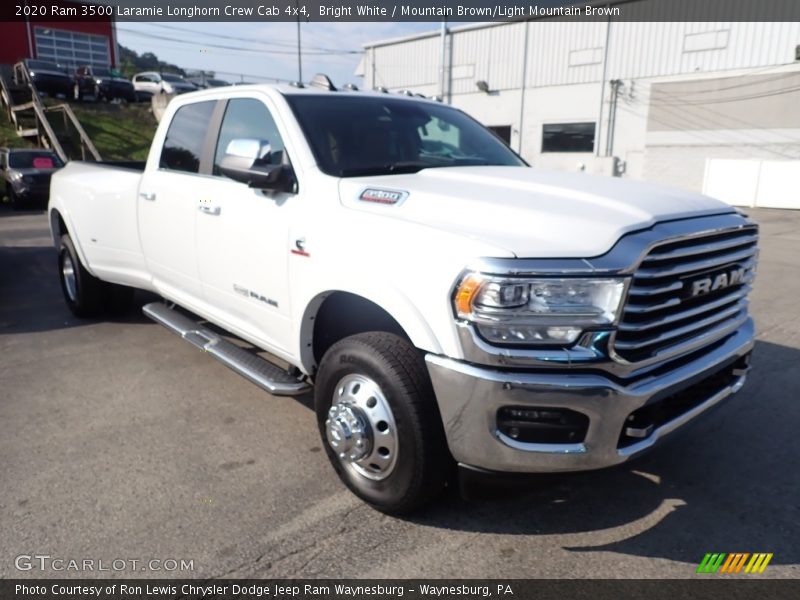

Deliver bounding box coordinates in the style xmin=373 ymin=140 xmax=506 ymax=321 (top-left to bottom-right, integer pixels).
xmin=454 ymin=273 xmax=626 ymax=345
xmin=95 ymin=78 xmax=103 ymax=85
xmin=7 ymin=171 xmax=23 ymax=182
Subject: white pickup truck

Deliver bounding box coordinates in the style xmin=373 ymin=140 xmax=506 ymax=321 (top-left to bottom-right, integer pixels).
xmin=48 ymin=78 xmax=758 ymax=513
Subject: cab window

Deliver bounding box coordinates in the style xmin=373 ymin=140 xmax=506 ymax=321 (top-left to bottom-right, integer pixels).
xmin=159 ymin=101 xmax=216 ymax=174
xmin=213 ymin=98 xmax=286 ymax=176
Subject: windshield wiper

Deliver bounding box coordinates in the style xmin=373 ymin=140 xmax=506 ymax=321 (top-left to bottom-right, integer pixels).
xmin=339 ymin=161 xmax=433 ymax=177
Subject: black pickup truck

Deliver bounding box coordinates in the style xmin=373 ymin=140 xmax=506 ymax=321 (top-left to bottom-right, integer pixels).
xmin=74 ymin=65 xmax=136 ymax=102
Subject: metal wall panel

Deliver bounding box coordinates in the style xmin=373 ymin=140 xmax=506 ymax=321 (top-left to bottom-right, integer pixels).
xmin=448 ymin=22 xmax=526 ymax=95
xmin=364 ymin=19 xmax=800 ymax=95
xmin=370 ymin=34 xmax=440 ymax=91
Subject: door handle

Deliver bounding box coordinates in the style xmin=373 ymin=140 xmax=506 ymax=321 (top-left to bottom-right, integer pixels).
xmin=139 ymin=192 xmax=156 ymax=201
xmin=198 ymin=205 xmax=221 ymax=216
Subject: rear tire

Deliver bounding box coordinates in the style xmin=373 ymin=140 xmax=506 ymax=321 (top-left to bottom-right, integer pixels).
xmin=9 ymin=188 xmax=24 ymax=211
xmin=58 ymin=234 xmax=106 ymax=317
xmin=314 ymin=332 xmax=451 ymax=514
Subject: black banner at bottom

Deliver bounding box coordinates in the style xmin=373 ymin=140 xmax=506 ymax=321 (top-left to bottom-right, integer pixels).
xmin=2 ymin=579 xmax=800 ymax=600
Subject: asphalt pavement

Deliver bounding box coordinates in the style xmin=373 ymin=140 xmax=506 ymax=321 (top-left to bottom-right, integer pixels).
xmin=1 ymin=206 xmax=798 ymax=579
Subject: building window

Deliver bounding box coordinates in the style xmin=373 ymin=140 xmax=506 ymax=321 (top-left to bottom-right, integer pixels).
xmin=34 ymin=27 xmax=110 ymax=71
xmin=488 ymin=125 xmax=512 ymax=145
xmin=542 ymin=122 xmax=596 ymax=153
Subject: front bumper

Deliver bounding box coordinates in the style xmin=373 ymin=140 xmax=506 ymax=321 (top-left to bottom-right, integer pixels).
xmin=12 ymin=182 xmax=50 ymax=201
xmin=426 ymin=318 xmax=754 ymax=473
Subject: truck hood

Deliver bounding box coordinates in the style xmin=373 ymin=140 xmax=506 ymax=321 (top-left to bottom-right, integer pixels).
xmin=338 ymin=166 xmax=733 ymax=258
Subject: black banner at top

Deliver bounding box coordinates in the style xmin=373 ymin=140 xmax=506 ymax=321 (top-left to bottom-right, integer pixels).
xmin=3 ymin=0 xmax=800 ymax=22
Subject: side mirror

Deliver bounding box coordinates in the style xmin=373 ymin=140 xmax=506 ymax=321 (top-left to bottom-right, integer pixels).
xmin=219 ymin=138 xmax=290 ymax=191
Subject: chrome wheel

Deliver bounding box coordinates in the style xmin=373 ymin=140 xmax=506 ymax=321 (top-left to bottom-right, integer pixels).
xmin=62 ymin=253 xmax=77 ymax=302
xmin=326 ymin=374 xmax=398 ymax=481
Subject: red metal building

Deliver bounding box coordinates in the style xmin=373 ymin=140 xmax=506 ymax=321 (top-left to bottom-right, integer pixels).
xmin=0 ymin=1 xmax=118 ymax=68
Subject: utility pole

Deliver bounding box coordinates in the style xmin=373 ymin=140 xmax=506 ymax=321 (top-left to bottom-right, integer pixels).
xmin=439 ymin=19 xmax=447 ymax=102
xmin=296 ymin=0 xmax=303 ymax=83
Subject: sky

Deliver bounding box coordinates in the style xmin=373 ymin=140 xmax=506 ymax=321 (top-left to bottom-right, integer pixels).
xmin=116 ymin=22 xmax=439 ymax=86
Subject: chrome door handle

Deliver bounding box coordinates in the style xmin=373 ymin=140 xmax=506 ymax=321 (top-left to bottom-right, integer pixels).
xmin=198 ymin=205 xmax=221 ymax=216
xmin=139 ymin=192 xmax=156 ymax=201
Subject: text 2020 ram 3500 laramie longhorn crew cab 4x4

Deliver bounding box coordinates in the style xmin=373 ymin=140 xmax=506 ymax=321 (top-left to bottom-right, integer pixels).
xmin=48 ymin=78 xmax=758 ymax=513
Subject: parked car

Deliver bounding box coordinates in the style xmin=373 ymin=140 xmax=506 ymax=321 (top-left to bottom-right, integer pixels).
xmin=48 ymin=82 xmax=757 ymax=513
xmin=74 ymin=65 xmax=136 ymax=102
xmin=1 ymin=147 xmax=64 ymax=209
xmin=21 ymin=59 xmax=72 ymax=98
xmin=132 ymin=71 xmax=196 ymax=99
xmin=187 ymin=77 xmax=230 ymax=89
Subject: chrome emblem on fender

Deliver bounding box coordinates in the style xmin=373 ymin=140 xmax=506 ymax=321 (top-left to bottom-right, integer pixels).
xmin=359 ymin=188 xmax=408 ymax=205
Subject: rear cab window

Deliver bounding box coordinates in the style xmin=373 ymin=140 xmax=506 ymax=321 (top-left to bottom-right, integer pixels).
xmin=159 ymin=101 xmax=217 ymax=173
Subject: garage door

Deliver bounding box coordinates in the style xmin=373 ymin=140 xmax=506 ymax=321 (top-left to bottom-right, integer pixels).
xmin=34 ymin=27 xmax=111 ymax=71
xmin=704 ymin=158 xmax=800 ymax=210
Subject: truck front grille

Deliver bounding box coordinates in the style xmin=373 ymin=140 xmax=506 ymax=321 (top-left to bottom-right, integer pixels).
xmin=614 ymin=225 xmax=758 ymax=364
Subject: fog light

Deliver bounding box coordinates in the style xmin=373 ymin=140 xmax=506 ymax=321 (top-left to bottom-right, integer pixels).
xmin=497 ymin=406 xmax=589 ymax=444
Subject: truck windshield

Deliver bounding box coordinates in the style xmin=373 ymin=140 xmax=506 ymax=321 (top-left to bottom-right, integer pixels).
xmin=285 ymin=95 xmax=525 ymax=177
xmin=27 ymin=60 xmax=61 ymax=72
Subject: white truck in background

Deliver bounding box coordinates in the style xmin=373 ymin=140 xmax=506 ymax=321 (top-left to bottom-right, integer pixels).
xmin=48 ymin=77 xmax=758 ymax=513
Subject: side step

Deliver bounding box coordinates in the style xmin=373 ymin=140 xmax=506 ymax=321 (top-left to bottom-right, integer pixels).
xmin=143 ymin=302 xmax=311 ymax=397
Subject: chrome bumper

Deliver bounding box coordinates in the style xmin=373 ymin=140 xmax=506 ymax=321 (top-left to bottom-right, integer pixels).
xmin=426 ymin=319 xmax=754 ymax=473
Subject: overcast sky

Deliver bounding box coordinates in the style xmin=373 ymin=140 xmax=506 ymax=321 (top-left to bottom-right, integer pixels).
xmin=116 ymin=22 xmax=439 ymax=85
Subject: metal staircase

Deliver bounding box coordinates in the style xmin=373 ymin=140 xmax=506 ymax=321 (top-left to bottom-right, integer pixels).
xmin=0 ymin=62 xmax=101 ymax=162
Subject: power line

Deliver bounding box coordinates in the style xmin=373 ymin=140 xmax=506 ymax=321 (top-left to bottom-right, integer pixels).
xmin=116 ymin=27 xmax=352 ymax=57
xmin=145 ymin=22 xmax=361 ymax=55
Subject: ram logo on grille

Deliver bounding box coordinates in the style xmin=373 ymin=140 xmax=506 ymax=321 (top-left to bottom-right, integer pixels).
xmin=688 ymin=266 xmax=749 ymax=297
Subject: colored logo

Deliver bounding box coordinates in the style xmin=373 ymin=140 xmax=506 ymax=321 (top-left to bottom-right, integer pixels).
xmin=697 ymin=553 xmax=773 ymax=574
xmin=359 ymin=188 xmax=408 ymax=205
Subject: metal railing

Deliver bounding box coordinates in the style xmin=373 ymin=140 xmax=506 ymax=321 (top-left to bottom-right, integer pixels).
xmin=0 ymin=62 xmax=101 ymax=162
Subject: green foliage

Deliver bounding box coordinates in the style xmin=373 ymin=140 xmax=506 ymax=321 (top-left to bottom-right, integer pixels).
xmin=0 ymin=115 xmax=33 ymax=149
xmin=118 ymin=44 xmax=186 ymax=79
xmin=1 ymin=102 xmax=157 ymax=161
xmin=71 ymin=103 xmax=157 ymax=161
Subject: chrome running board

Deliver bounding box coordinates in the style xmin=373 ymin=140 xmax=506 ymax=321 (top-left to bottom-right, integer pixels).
xmin=143 ymin=302 xmax=311 ymax=397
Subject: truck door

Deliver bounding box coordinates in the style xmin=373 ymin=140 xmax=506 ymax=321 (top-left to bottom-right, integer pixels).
xmin=194 ymin=96 xmax=296 ymax=353
xmin=138 ymin=100 xmax=217 ymax=305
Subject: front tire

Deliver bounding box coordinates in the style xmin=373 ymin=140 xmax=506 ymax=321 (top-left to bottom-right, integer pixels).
xmin=315 ymin=332 xmax=451 ymax=514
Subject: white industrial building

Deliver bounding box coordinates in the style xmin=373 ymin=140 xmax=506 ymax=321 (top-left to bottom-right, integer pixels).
xmin=359 ymin=17 xmax=800 ymax=209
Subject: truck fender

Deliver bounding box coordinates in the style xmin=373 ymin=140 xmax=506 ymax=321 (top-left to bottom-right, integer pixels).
xmin=298 ymin=287 xmax=443 ymax=375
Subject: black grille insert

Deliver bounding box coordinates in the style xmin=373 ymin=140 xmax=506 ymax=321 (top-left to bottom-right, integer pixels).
xmin=617 ymin=355 xmax=749 ymax=448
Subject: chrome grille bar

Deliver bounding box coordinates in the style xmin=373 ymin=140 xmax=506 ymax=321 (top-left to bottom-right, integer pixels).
xmin=635 ymin=250 xmax=758 ymax=279
xmin=618 ymin=286 xmax=750 ymax=332
xmin=642 ymin=232 xmax=758 ymax=263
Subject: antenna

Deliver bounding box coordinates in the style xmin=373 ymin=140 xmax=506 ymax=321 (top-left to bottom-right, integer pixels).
xmin=309 ymin=74 xmax=337 ymax=91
